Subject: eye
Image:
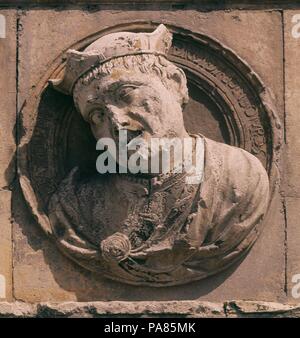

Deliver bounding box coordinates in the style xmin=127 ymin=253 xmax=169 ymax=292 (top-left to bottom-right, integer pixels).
xmin=89 ymin=109 xmax=105 ymax=125
xmin=118 ymin=85 xmax=138 ymax=103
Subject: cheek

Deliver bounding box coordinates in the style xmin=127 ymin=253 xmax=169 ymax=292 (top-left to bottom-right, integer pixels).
xmin=145 ymin=88 xmax=175 ymax=120
xmin=159 ymin=99 xmax=185 ymax=135
xmin=141 ymin=97 xmax=162 ymax=115
xmin=131 ymin=87 xmax=163 ymax=114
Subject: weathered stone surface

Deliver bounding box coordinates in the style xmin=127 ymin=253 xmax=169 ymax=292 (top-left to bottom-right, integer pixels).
xmin=0 ymin=191 xmax=13 ymax=301
xmin=285 ymin=197 xmax=300 ymax=302
xmin=284 ymin=11 xmax=300 ymax=198
xmin=14 ymin=8 xmax=284 ymax=302
xmin=0 ymin=9 xmax=16 ymax=302
xmin=20 ymin=23 xmax=272 ymax=287
xmin=0 ymin=302 xmax=35 ymax=318
xmin=283 ymin=11 xmax=300 ymax=303
xmin=0 ymin=0 xmax=298 ymax=7
xmin=0 ymin=301 xmax=224 ymax=318
xmin=36 ymin=301 xmax=225 ymax=318
xmin=0 ymin=10 xmax=16 ymax=189
xmin=17 ymin=9 xmax=284 ymax=121
xmin=1 ymin=301 xmax=300 ymax=318
xmin=225 ymin=300 xmax=300 ymax=318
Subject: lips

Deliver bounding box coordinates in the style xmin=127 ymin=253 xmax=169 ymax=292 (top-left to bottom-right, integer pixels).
xmin=112 ymin=117 xmax=147 ymax=145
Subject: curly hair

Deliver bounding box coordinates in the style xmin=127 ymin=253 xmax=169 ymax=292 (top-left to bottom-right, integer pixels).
xmin=73 ymin=53 xmax=189 ymax=109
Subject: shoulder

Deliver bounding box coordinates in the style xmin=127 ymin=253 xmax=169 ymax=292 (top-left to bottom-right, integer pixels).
xmin=203 ymin=136 xmax=269 ymax=204
xmin=204 ymin=137 xmax=268 ymax=178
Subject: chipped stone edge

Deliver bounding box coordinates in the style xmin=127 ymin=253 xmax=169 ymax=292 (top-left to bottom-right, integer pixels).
xmin=0 ymin=301 xmax=300 ymax=318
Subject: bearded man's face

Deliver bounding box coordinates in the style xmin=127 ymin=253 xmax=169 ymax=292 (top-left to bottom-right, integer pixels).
xmin=75 ymin=67 xmax=189 ymax=172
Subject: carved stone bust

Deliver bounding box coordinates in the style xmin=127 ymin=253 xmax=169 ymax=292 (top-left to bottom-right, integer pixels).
xmin=23 ymin=24 xmax=271 ymax=286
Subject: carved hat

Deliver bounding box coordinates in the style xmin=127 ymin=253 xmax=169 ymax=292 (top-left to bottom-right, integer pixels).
xmin=49 ymin=24 xmax=173 ymax=95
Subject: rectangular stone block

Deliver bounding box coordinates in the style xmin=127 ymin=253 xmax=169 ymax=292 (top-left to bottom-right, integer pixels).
xmin=14 ymin=8 xmax=285 ymax=303
xmin=0 ymin=190 xmax=12 ymax=301
xmin=0 ymin=9 xmax=16 ymax=302
xmin=286 ymin=197 xmax=300 ymax=303
xmin=0 ymin=9 xmax=16 ymax=188
xmin=283 ymin=10 xmax=300 ymax=303
xmin=284 ymin=10 xmax=300 ymax=198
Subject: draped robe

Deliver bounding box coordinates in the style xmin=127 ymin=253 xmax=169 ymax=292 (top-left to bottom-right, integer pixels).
xmin=48 ymin=136 xmax=269 ymax=285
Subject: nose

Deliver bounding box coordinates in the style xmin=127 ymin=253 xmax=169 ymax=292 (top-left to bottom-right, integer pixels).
xmin=107 ymin=105 xmax=144 ymax=132
xmin=114 ymin=114 xmax=131 ymax=129
xmin=106 ymin=105 xmax=128 ymax=131
xmin=120 ymin=121 xmax=130 ymax=127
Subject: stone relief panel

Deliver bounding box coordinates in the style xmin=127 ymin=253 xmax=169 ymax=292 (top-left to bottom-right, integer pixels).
xmin=18 ymin=22 xmax=282 ymax=287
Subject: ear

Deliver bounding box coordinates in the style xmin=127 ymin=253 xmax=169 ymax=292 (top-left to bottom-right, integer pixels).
xmin=168 ymin=67 xmax=189 ymax=107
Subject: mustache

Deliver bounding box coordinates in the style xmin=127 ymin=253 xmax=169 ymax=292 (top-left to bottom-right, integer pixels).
xmin=111 ymin=113 xmax=154 ymax=136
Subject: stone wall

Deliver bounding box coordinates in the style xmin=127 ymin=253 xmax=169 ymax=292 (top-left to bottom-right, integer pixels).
xmin=0 ymin=0 xmax=300 ymax=317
